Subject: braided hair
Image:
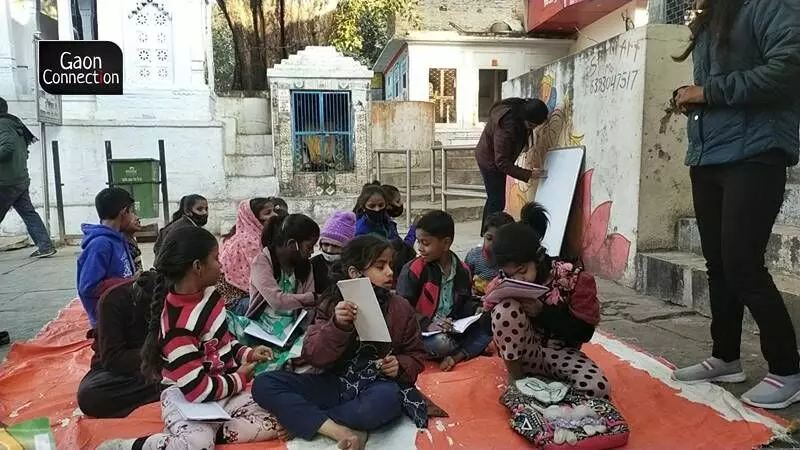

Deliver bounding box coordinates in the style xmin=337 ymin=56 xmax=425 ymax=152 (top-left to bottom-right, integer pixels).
xmin=139 ymin=226 xmax=219 ymax=381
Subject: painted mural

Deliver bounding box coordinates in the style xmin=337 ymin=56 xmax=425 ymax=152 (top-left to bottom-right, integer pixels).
xmin=504 ymin=72 xmax=631 ymax=280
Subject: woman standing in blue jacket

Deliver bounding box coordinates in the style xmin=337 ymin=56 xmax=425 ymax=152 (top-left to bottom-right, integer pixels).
xmin=671 ymin=0 xmax=800 ymax=409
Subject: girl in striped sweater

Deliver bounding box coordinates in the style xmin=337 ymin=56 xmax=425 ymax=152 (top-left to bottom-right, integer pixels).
xmin=99 ymin=226 xmax=286 ymax=450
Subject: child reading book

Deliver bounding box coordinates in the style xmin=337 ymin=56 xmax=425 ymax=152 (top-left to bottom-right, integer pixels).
xmin=483 ymin=222 xmax=608 ymax=398
xmin=251 ymin=235 xmax=427 ymax=450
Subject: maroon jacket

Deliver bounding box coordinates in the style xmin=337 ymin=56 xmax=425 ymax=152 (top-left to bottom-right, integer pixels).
xmin=474 ymin=104 xmax=532 ymax=182
xmin=302 ymin=293 xmax=426 ymax=385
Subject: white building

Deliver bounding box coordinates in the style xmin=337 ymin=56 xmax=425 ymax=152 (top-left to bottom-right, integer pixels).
xmin=0 ymin=0 xmax=276 ymax=237
xmin=372 ymin=30 xmax=572 ymax=145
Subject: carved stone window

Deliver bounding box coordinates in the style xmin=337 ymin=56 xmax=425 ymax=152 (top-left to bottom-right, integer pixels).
xmin=126 ymin=0 xmax=173 ymax=83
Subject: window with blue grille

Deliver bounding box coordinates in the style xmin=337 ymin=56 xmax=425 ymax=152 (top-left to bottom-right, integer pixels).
xmin=291 ymin=91 xmax=354 ymax=173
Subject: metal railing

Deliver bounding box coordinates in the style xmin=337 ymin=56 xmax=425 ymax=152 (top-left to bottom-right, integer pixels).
xmin=429 ymin=144 xmax=486 ymax=211
xmin=374 ymin=148 xmax=412 ymax=228
xmin=373 ymin=144 xmax=487 ymax=226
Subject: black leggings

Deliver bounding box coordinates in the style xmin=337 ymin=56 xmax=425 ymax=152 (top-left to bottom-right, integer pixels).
xmin=480 ymin=167 xmax=507 ymax=231
xmin=77 ymin=368 xmax=161 ymax=418
xmin=691 ymin=161 xmax=799 ymax=376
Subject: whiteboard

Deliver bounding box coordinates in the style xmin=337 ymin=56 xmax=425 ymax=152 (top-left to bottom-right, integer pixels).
xmin=533 ymin=146 xmax=585 ymax=257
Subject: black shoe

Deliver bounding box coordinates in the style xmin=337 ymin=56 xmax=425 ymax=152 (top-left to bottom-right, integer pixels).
xmin=0 ymin=331 xmax=9 ymax=346
xmin=30 ymin=247 xmax=57 ymax=258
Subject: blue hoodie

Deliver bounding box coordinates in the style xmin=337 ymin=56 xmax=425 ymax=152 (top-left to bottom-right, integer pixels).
xmin=77 ymin=223 xmax=134 ymax=328
xmin=355 ymin=212 xmax=400 ymax=241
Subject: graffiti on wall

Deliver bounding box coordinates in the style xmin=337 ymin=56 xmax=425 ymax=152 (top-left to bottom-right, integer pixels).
xmin=505 ymin=68 xmax=633 ymax=280
xmin=568 ymin=169 xmax=631 ymax=279
xmin=505 ymin=73 xmax=584 ymax=218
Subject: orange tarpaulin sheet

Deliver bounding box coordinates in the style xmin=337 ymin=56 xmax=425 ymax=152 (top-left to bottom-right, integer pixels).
xmin=0 ymin=300 xmax=787 ymax=449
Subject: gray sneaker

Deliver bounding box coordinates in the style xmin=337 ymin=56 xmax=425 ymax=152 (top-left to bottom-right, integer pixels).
xmin=672 ymin=357 xmax=747 ymax=384
xmin=741 ymin=374 xmax=800 ymax=410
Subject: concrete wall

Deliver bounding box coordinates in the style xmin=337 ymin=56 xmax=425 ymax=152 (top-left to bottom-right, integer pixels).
xmin=371 ymin=101 xmax=435 ymax=170
xmin=502 ymin=25 xmax=693 ymax=287
xmin=570 ymin=0 xmax=649 ymax=54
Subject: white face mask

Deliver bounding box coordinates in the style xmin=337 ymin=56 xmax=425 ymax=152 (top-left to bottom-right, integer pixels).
xmin=321 ymin=251 xmax=341 ymax=262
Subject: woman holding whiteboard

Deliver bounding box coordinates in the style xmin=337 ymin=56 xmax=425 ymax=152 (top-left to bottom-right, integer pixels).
xmin=474 ymin=98 xmax=549 ymax=230
xmin=670 ymin=0 xmax=800 ymax=410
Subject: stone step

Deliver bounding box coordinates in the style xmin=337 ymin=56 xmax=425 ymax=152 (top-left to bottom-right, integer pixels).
xmin=408 ymin=198 xmax=484 ymax=222
xmin=636 ymin=251 xmax=800 ymax=341
xmin=677 ymin=218 xmax=800 ymax=275
xmin=778 ymin=183 xmax=800 ymax=226
xmin=378 ymin=168 xmax=484 ymax=189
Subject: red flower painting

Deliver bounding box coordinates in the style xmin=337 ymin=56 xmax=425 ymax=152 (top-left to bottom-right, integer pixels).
xmin=573 ymin=169 xmax=631 ymax=280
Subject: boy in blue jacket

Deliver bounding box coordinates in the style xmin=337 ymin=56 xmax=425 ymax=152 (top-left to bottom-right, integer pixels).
xmin=77 ymin=188 xmax=137 ymax=328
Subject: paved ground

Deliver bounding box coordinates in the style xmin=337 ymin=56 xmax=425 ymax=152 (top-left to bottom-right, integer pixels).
xmin=2 ymin=221 xmax=799 ymax=427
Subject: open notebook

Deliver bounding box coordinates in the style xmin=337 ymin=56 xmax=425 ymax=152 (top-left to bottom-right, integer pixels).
xmin=171 ymin=393 xmax=231 ymax=422
xmin=422 ymin=313 xmax=483 ymax=337
xmin=244 ymin=309 xmax=308 ymax=347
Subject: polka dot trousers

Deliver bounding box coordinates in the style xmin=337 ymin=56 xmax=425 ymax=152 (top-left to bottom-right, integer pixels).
xmin=490 ymin=299 xmax=610 ymax=399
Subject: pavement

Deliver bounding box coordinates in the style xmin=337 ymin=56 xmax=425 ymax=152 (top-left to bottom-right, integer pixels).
xmin=2 ymin=221 xmax=799 ymax=428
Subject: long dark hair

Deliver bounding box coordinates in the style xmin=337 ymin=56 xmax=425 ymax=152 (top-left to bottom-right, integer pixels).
xmin=171 ymin=194 xmax=206 ymax=222
xmin=490 ymin=98 xmax=549 ymax=126
xmin=140 ymin=226 xmax=219 ymax=380
xmin=353 ymin=182 xmax=387 ymax=215
xmin=492 ymin=222 xmax=551 ymax=284
xmin=261 ymin=213 xmax=319 ymax=283
xmin=319 ymin=235 xmax=393 ymax=313
xmin=673 ymin=0 xmax=746 ymax=62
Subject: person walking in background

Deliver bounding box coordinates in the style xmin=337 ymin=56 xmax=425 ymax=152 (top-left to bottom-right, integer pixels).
xmin=670 ymin=0 xmax=800 ymax=409
xmin=0 ymin=97 xmax=56 ymax=258
xmin=474 ymin=98 xmax=549 ymax=232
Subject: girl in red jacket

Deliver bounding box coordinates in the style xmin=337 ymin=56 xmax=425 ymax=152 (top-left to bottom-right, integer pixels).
xmin=483 ymin=222 xmax=609 ymax=399
xmin=252 ymin=235 xmax=426 ymax=450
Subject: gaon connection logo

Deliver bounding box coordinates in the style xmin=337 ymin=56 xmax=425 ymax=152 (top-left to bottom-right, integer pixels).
xmin=39 ymin=41 xmax=123 ymax=95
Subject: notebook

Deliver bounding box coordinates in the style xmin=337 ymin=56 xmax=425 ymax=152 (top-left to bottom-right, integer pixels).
xmin=171 ymin=393 xmax=231 ymax=422
xmin=422 ymin=313 xmax=483 ymax=337
xmin=244 ymin=309 xmax=308 ymax=347
xmin=495 ymin=277 xmax=549 ymax=299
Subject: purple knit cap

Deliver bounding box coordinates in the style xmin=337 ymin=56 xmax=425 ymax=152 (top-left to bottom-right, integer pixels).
xmin=320 ymin=211 xmax=357 ymax=247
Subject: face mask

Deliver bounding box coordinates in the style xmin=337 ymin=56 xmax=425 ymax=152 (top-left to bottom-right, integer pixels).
xmin=365 ymin=209 xmax=385 ymax=222
xmin=189 ymin=213 xmax=208 ymax=227
xmin=386 ymin=205 xmax=404 ymax=218
xmin=321 ymin=251 xmax=340 ymax=262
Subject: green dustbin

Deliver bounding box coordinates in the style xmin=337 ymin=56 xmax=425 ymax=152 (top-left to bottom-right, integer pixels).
xmin=108 ymin=158 xmax=161 ymax=219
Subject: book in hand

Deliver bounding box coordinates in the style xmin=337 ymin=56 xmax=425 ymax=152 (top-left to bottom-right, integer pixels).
xmin=422 ymin=313 xmax=483 ymax=337
xmin=494 ymin=277 xmax=549 ymax=299
xmin=171 ymin=394 xmax=231 ymax=422
xmin=244 ymin=309 xmax=308 ymax=347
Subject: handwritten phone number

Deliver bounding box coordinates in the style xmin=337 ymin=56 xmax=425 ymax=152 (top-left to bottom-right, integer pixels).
xmin=587 ymin=70 xmax=639 ymax=94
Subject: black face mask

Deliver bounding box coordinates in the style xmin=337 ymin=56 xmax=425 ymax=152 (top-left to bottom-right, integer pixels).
xmin=189 ymin=213 xmax=208 ymax=227
xmin=386 ymin=205 xmax=404 ymax=219
xmin=365 ymin=209 xmax=385 ymax=223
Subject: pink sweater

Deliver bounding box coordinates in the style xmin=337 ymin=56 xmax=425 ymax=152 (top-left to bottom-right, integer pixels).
xmin=245 ymin=247 xmax=316 ymax=318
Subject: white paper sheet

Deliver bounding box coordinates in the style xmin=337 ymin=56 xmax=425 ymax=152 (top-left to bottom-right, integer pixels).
xmin=244 ymin=309 xmax=308 ymax=347
xmin=336 ymin=278 xmax=392 ymax=342
xmin=422 ymin=313 xmax=483 ymax=337
xmin=171 ymin=393 xmax=231 ymax=422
